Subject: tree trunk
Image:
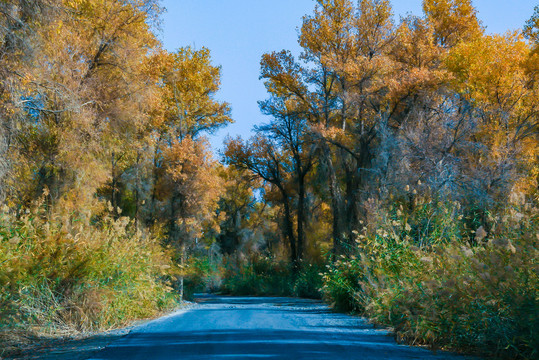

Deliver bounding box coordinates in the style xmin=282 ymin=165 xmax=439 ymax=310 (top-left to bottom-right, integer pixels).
xmin=321 ymin=142 xmax=345 ymax=255
xmin=134 ymin=151 xmax=141 ymax=230
xmin=344 ymin=162 xmax=360 ymax=246
xmin=296 ymin=173 xmax=306 ymax=263
xmin=111 ymin=151 xmax=117 ymax=216
xmin=179 ymin=243 xmax=185 ymax=301
xmin=168 ymin=189 xmax=179 ymax=244
xmin=150 ymin=143 xmax=160 ymax=224
xmin=281 ymin=188 xmax=297 ymax=266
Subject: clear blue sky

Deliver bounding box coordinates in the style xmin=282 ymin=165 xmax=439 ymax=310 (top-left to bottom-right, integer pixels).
xmin=160 ymin=0 xmax=537 ymax=153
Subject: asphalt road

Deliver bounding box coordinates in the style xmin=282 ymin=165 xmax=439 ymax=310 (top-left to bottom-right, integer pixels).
xmin=87 ymin=295 xmax=475 ymax=360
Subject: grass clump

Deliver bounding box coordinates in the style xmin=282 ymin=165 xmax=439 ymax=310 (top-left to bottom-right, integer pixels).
xmin=0 ymin=205 xmax=180 ymax=336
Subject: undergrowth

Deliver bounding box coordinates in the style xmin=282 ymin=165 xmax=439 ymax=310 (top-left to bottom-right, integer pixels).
xmin=183 ymin=253 xmax=224 ymax=300
xmin=221 ymin=254 xmax=323 ymax=299
xmin=322 ymin=198 xmax=538 ymax=359
xmin=0 ymin=205 xmax=180 ymax=336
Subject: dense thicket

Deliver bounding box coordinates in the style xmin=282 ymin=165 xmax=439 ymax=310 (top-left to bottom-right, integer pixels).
xmin=223 ymin=1 xmax=538 ymax=358
xmin=0 ymin=0 xmax=231 ymax=341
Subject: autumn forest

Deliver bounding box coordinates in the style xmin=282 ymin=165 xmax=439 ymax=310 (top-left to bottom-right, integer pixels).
xmin=0 ymin=0 xmax=537 ymax=359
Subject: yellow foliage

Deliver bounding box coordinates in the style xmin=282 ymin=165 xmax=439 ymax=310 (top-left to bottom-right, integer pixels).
xmin=423 ymin=0 xmax=482 ymax=47
xmin=446 ymin=33 xmax=529 ymax=104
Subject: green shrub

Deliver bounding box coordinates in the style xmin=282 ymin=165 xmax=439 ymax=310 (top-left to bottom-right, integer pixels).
xmin=321 ymin=256 xmax=366 ymax=312
xmin=221 ymin=255 xmax=323 ymax=299
xmin=0 ymin=206 xmax=180 ymax=334
xmin=322 ymin=200 xmax=538 ymax=359
xmin=183 ymin=255 xmax=224 ymax=300
xmin=221 ymin=255 xmax=292 ymax=296
xmin=293 ymin=262 xmax=323 ymax=299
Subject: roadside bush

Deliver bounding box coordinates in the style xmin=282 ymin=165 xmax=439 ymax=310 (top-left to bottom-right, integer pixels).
xmin=292 ymin=262 xmax=323 ymax=299
xmin=221 ymin=254 xmax=293 ymax=296
xmin=183 ymin=255 xmax=224 ymax=300
xmin=322 ymin=199 xmax=538 ymax=359
xmin=0 ymin=205 xmax=180 ymax=334
xmin=221 ymin=254 xmax=323 ymax=298
xmin=321 ymin=256 xmax=366 ymax=312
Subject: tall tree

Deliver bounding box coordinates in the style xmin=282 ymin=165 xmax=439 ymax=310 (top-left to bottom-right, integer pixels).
xmin=225 ymin=135 xmax=300 ymax=264
xmin=257 ymin=96 xmax=316 ymax=262
xmin=146 ymin=47 xmax=231 ymax=247
xmin=6 ymin=0 xmax=163 ymax=213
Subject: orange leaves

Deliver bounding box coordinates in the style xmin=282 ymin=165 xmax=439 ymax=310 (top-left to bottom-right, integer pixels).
xmin=158 ymin=136 xmax=223 ymax=241
xmin=223 ymin=137 xmax=252 ymax=166
xmin=392 ymin=16 xmax=440 ymax=69
xmin=144 ymin=46 xmax=231 ymax=248
xmin=164 ymin=137 xmax=199 ymax=183
xmin=164 ymin=47 xmax=222 ymax=100
xmin=355 ymin=0 xmax=394 ymax=57
xmin=444 ymin=31 xmax=538 ymax=197
xmin=312 ymin=122 xmax=347 ymax=143
xmin=164 ymin=136 xmax=212 ymax=184
xmin=387 ymin=16 xmax=450 ymax=102
xmin=146 ymin=47 xmax=230 ymax=245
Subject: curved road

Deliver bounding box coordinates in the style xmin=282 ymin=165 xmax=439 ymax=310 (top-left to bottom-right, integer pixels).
xmin=88 ymin=295 xmax=475 ymax=360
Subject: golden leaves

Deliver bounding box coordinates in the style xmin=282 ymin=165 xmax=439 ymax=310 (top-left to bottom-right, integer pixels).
xmin=300 ymin=0 xmax=355 ymax=59
xmin=423 ymin=0 xmax=482 ymax=47
xmin=260 ymin=50 xmax=307 ymax=99
xmin=445 ymin=32 xmax=528 ymax=104
xmin=154 ymin=47 xmax=232 ymax=138
xmin=158 ymin=136 xmax=224 ymax=243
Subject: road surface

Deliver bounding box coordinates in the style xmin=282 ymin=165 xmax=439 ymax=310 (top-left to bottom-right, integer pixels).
xmin=87 ymin=295 xmax=475 ymax=360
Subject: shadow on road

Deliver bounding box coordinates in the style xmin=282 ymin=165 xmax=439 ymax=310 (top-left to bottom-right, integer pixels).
xmin=2 ymin=329 xmax=129 ymax=360
xmin=90 ymin=329 xmax=466 ymax=360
